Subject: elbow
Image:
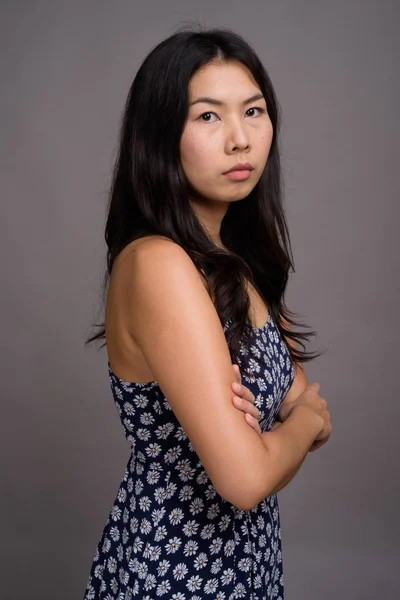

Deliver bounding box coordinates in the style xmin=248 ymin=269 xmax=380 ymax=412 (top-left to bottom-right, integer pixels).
xmin=213 ymin=468 xmax=275 ymax=511
xmin=218 ymin=485 xmax=272 ymax=512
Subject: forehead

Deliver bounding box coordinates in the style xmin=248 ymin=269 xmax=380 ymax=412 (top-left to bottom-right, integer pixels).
xmin=188 ymin=60 xmax=260 ymax=99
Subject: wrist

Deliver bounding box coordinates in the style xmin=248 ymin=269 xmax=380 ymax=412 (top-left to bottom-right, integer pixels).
xmin=290 ymin=405 xmax=323 ymax=435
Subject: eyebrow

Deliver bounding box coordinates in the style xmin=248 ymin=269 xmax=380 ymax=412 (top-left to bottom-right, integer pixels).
xmin=189 ymin=92 xmax=265 ymax=107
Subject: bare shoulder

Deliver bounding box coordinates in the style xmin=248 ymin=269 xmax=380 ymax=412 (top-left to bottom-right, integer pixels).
xmin=115 ymin=235 xmax=208 ymax=286
xmin=116 ymin=235 xmax=208 ymax=300
xmin=123 ymin=236 xmax=211 ymax=338
xmin=114 ymin=234 xmax=177 ymax=270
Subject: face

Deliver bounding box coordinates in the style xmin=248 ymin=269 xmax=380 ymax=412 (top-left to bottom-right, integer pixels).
xmin=180 ymin=59 xmax=273 ymax=205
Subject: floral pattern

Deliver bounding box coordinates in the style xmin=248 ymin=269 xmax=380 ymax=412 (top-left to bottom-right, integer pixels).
xmin=83 ymin=313 xmax=295 ymax=599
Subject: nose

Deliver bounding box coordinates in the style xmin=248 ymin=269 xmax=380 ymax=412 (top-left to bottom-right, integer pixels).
xmin=225 ymin=118 xmax=251 ymax=154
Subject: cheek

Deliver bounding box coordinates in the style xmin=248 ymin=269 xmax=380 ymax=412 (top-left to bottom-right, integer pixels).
xmin=257 ymin=123 xmax=273 ymax=156
xmin=180 ymin=131 xmax=216 ymax=175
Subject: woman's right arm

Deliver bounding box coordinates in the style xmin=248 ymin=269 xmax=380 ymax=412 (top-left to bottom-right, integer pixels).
xmin=122 ymin=238 xmax=323 ymax=510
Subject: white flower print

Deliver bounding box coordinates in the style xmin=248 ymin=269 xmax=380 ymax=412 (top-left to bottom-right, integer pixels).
xmin=146 ymin=443 xmax=162 ymax=458
xmin=174 ymin=426 xmax=188 ymax=441
xmin=132 ymin=536 xmax=143 ymax=554
xmin=204 ymin=577 xmax=219 ymax=594
xmin=151 ymin=506 xmax=166 ymax=525
xmin=125 ymin=543 xmax=132 ymax=559
xmin=223 ymin=539 xmax=235 ymax=557
xmin=143 ymin=573 xmax=156 ymax=590
xmin=204 ymin=484 xmax=217 ymax=501
xmin=194 ymin=552 xmax=208 ymax=570
xmin=129 ymin=516 xmax=138 ymax=534
xmin=209 ymin=537 xmax=223 ymax=555
xmin=129 ymin=494 xmax=137 ymax=512
xmin=156 ymin=422 xmax=174 ymax=439
xmin=94 ymin=564 xmax=104 ymax=579
xmin=164 ymin=481 xmax=178 ymax=499
xmin=154 ymin=487 xmax=166 ymax=504
xmin=207 ymin=503 xmax=220 ymax=520
xmin=154 ymin=525 xmax=168 ymax=541
xmin=220 ymin=568 xmax=235 ymax=586
xmin=182 ymin=519 xmax=199 ymax=537
xmin=110 ymin=526 xmax=120 ymax=542
xmin=183 ymin=540 xmax=198 ymax=556
xmin=157 ymin=559 xmax=171 ymax=577
xmin=133 ymin=394 xmax=149 ymax=408
xmin=238 ymin=557 xmax=252 ymax=572
xmin=176 ymin=459 xmax=195 ymax=482
xmin=137 ymin=562 xmax=148 ymax=579
xmin=123 ymin=418 xmax=134 ymax=432
xmin=189 ymin=497 xmax=204 ymax=515
xmin=139 ymin=518 xmax=152 ymax=535
xmin=110 ymin=577 xmax=119 ymax=594
xmin=107 ymin=556 xmax=117 ymax=574
xmin=200 ymin=523 xmax=215 ymax=540
xmin=178 ymin=485 xmax=194 ymax=502
xmin=232 ymin=582 xmax=247 ymax=598
xmin=169 ymin=507 xmax=184 ymax=525
xmin=117 ymin=543 xmax=124 ymax=561
xmin=173 ymin=562 xmax=188 ymax=580
xmin=137 ymin=428 xmax=151 ymax=441
xmin=156 ymin=579 xmax=171 ymax=595
xmin=110 ymin=505 xmax=122 ymax=522
xmin=140 ymin=412 xmax=155 ymax=426
xmin=134 ymin=479 xmax=143 ymax=495
xmin=186 ymin=575 xmax=203 ymax=592
xmin=196 ymin=470 xmax=209 ymax=485
xmin=218 ymin=515 xmax=231 ymax=531
xmin=211 ymin=557 xmax=223 ymax=573
xmin=123 ymin=401 xmax=135 ymax=416
xmin=165 ymin=446 xmax=182 ymax=464
xmin=139 ymin=496 xmax=152 ymax=511
xmin=147 ymin=469 xmax=161 ymax=485
xmin=153 ymin=399 xmax=163 ymax=414
xmin=165 ymin=536 xmax=182 ymax=554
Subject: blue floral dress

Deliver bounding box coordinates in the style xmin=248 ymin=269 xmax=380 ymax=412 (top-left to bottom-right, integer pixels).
xmin=83 ymin=312 xmax=295 ymax=600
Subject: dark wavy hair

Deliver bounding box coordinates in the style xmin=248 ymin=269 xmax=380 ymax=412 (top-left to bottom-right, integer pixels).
xmin=85 ymin=25 xmax=323 ymax=376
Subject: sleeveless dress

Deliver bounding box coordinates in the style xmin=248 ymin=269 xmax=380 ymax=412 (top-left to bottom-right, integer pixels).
xmin=83 ymin=312 xmax=295 ymax=600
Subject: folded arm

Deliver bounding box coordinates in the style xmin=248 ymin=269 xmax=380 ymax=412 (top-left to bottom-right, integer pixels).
xmin=124 ymin=238 xmax=321 ymax=509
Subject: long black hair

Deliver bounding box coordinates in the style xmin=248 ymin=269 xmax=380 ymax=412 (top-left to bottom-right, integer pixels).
xmin=86 ymin=25 xmax=323 ymax=376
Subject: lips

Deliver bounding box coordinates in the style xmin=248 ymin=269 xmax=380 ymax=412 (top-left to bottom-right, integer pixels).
xmin=224 ymin=162 xmax=254 ymax=174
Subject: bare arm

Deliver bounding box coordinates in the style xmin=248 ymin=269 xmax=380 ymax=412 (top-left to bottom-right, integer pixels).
xmin=124 ymin=238 xmax=322 ymax=510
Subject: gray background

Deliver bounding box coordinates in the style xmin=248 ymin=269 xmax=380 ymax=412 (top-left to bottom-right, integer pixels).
xmin=1 ymin=0 xmax=398 ymax=598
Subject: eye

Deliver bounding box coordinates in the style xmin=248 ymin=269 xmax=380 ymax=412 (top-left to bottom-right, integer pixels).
xmin=245 ymin=106 xmax=265 ymax=117
xmin=199 ymin=112 xmax=218 ymax=122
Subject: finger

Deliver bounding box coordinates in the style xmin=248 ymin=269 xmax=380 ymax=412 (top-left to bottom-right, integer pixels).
xmin=245 ymin=412 xmax=261 ymax=435
xmin=232 ymin=364 xmax=242 ymax=385
xmin=241 ymin=386 xmax=256 ymax=405
xmin=309 ymin=439 xmax=325 ymax=452
xmin=309 ymin=382 xmax=320 ymax=394
xmin=232 ymin=395 xmax=260 ymax=420
xmin=232 ymin=380 xmax=255 ymax=406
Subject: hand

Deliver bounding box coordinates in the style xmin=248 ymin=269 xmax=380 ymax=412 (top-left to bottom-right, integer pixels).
xmin=231 ymin=364 xmax=262 ymax=435
xmin=280 ymin=382 xmax=332 ymax=451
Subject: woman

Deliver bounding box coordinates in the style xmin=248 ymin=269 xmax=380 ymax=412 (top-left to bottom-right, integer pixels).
xmin=83 ymin=27 xmax=331 ymax=600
